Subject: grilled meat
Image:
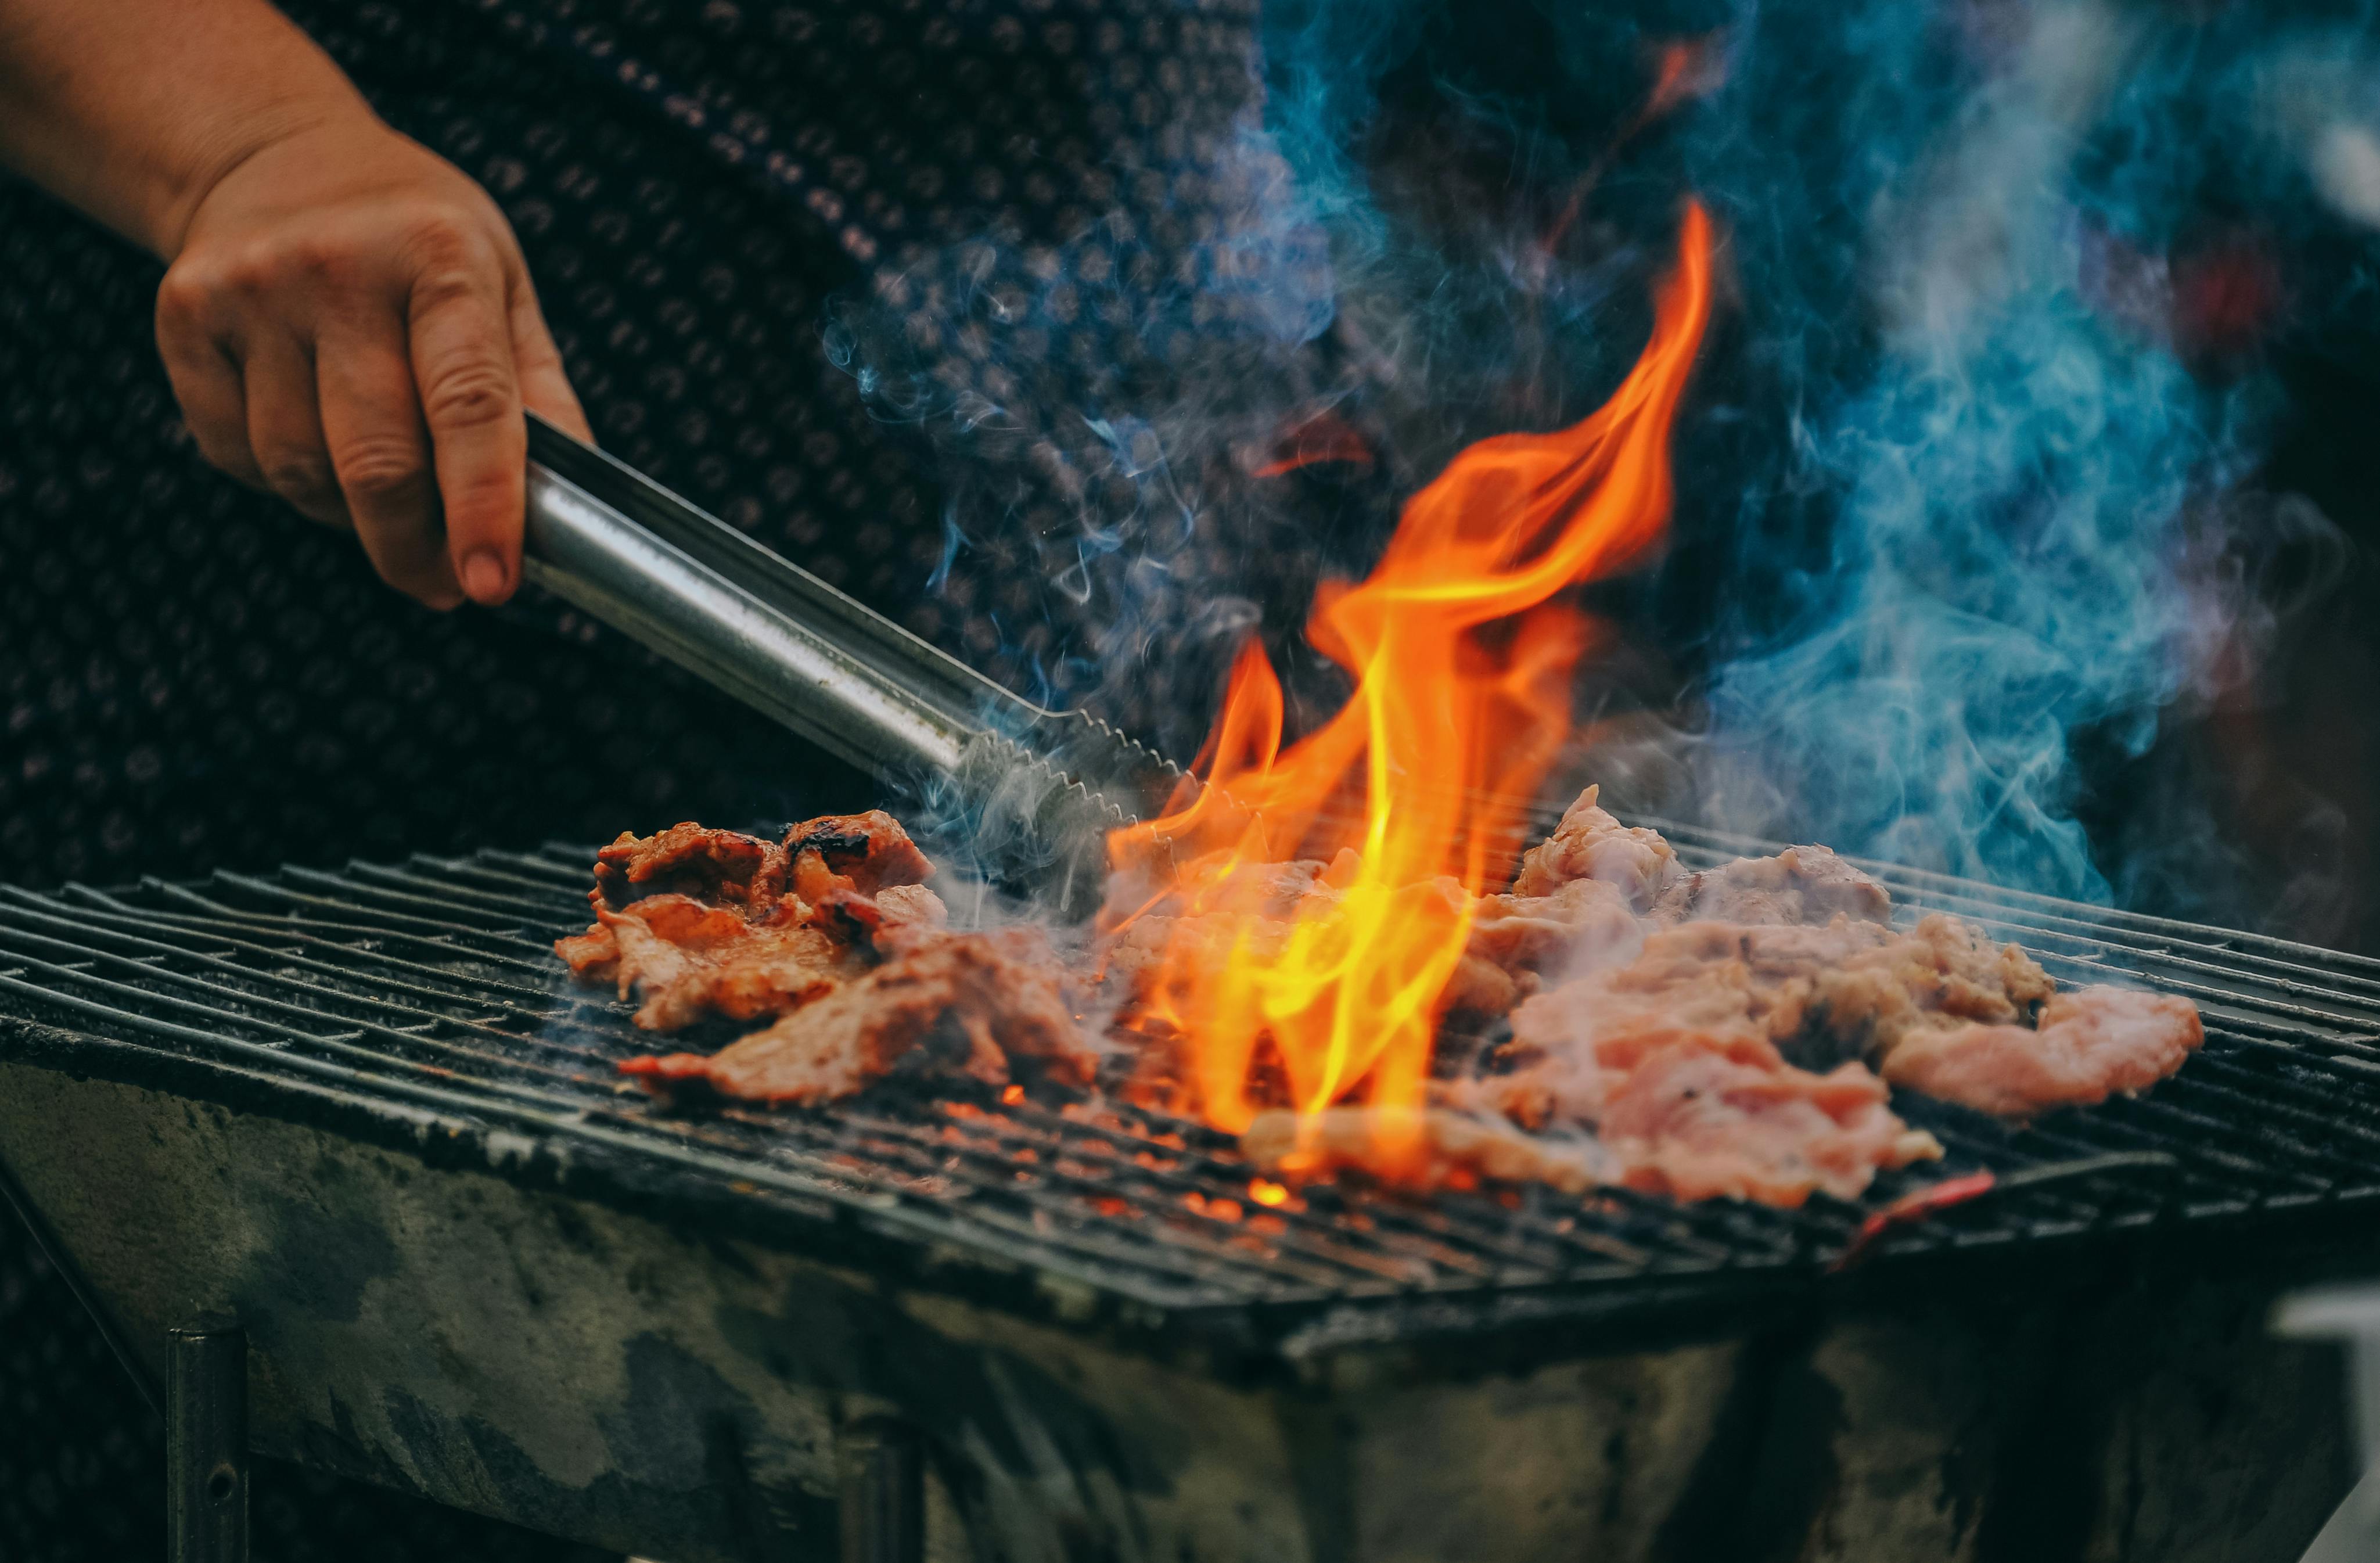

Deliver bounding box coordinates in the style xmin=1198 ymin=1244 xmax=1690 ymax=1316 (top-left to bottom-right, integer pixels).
xmin=560 ymin=812 xmax=950 ymax=1034
xmin=619 ymin=929 xmax=1098 ymax=1105
xmin=1590 ymin=1048 xmax=1942 ymax=1205
xmin=783 ymin=809 xmax=934 ymax=896
xmin=1243 ymin=1106 xmax=1602 ymax=1195
xmin=562 ymin=788 xmax=2205 ymax=1206
xmin=1880 ymin=986 xmax=2205 ymax=1118
xmin=1649 ymin=843 xmax=1892 ymax=928
xmin=1509 ymin=784 xmax=1683 ymax=911
xmin=565 ymin=812 xmax=1094 ymax=1109
xmin=584 ymin=894 xmax=862 ymax=1031
xmin=592 ymin=822 xmax=786 ymax=912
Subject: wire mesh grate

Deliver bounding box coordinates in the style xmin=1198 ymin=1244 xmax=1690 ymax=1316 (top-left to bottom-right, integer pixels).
xmin=1 ymin=841 xmax=2378 ymax=1324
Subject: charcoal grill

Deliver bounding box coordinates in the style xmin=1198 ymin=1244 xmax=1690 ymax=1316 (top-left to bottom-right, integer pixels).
xmin=0 ymin=824 xmax=2370 ymax=1561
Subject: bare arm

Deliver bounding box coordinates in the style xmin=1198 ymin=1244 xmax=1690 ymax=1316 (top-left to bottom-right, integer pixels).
xmin=0 ymin=0 xmax=589 ymax=607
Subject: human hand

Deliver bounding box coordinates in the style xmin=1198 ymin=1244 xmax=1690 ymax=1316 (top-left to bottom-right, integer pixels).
xmin=154 ymin=113 xmax=590 ymax=609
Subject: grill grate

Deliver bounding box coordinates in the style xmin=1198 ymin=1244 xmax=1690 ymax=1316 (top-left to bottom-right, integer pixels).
xmin=5 ymin=839 xmax=2380 ymax=1342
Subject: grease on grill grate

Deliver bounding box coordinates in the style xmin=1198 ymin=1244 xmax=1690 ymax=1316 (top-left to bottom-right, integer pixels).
xmin=2 ymin=843 xmax=2380 ymax=1315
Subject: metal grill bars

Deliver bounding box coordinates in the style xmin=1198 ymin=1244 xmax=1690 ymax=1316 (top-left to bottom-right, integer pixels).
xmin=0 ymin=843 xmax=2377 ymax=1334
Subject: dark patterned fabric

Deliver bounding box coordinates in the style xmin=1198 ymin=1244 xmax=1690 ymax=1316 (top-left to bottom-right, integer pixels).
xmin=0 ymin=1 xmax=1273 ymax=1557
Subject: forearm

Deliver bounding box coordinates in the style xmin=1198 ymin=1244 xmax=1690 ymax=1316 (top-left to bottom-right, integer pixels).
xmin=0 ymin=0 xmax=372 ymax=257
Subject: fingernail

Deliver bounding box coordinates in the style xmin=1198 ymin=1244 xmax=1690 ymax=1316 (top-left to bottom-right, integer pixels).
xmin=461 ymin=549 xmax=509 ymax=603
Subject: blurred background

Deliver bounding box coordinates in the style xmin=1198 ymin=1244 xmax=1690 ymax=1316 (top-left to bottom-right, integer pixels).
xmin=5 ymin=0 xmax=2380 ymax=1554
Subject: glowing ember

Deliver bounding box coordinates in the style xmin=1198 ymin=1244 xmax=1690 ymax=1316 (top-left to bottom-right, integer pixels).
xmin=1247 ymin=1177 xmax=1292 ymax=1208
xmin=1108 ymin=203 xmax=1716 ymax=1178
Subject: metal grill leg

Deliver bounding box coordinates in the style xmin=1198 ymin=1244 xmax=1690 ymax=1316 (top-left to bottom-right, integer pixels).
xmin=167 ymin=1318 xmax=248 ymax=1563
xmin=837 ymin=1422 xmax=923 ymax=1563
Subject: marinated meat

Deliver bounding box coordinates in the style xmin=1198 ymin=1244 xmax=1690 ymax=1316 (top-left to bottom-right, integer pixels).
xmin=559 ymin=812 xmax=952 ymax=1033
xmin=589 ymin=893 xmax=861 ymax=1030
xmin=554 ymin=922 xmax=623 ymax=983
xmin=619 ymin=929 xmax=1099 ymax=1105
xmin=562 ymin=796 xmax=2201 ymax=1206
xmin=1511 ymin=913 xmax=2056 ymax=1078
xmin=783 ymin=810 xmax=934 ymax=896
xmin=1593 ymin=1047 xmax=1943 ymax=1205
xmin=592 ymin=822 xmax=786 ymax=912
xmin=1243 ymin=1106 xmax=1602 ymax=1194
xmin=1880 ymin=986 xmax=2205 ymax=1118
xmin=1472 ymin=958 xmax=1789 ymax=1128
xmin=1651 ymin=844 xmax=1892 ymax=928
xmin=1780 ymin=914 xmax=2055 ymax=1065
xmin=1510 ymin=785 xmax=1683 ymax=911
xmin=1463 ymin=876 xmax=1644 ymax=994
xmin=1106 ymin=865 xmax=1640 ymax=1020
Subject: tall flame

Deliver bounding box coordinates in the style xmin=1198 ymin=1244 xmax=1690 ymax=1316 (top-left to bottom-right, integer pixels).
xmin=1109 ymin=202 xmax=1716 ymax=1172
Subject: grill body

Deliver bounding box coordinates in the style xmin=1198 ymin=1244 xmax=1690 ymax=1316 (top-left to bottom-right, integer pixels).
xmin=0 ymin=839 xmax=2372 ymax=1560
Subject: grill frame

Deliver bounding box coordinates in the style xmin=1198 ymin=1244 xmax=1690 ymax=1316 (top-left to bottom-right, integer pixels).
xmin=1 ymin=836 xmax=2379 ymax=1371
xmin=0 ymin=835 xmax=2368 ymax=1562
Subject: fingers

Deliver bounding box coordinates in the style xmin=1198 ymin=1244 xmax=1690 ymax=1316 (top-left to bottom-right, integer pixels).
xmin=509 ymin=272 xmax=592 ymax=443
xmin=408 ymin=251 xmax=525 ymax=605
xmin=153 ymin=273 xmax=263 ymax=490
xmin=242 ymin=330 xmax=347 ymax=527
xmin=317 ymin=317 xmax=462 ymax=610
xmin=154 ymin=177 xmax=581 ymax=612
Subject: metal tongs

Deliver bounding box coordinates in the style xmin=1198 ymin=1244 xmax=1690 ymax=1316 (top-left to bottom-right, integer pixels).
xmin=517 ymin=412 xmax=1179 ymax=906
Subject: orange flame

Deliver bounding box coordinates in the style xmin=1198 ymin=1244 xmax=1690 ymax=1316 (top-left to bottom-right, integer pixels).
xmin=1108 ymin=202 xmax=1716 ymax=1174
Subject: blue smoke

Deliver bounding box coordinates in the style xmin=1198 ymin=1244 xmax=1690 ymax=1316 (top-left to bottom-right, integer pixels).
xmin=829 ymin=0 xmax=2367 ymax=919
xmin=1667 ymin=1 xmax=2340 ymax=900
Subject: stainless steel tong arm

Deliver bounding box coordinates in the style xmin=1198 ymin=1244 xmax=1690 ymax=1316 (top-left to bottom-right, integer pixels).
xmin=522 ymin=461 xmax=972 ymax=778
xmin=516 ymin=414 xmax=1181 ymax=900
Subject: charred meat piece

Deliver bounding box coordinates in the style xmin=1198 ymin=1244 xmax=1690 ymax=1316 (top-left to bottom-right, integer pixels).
xmin=592 ymin=823 xmax=788 ymax=912
xmin=782 ymin=810 xmax=934 ymax=900
xmin=620 ymin=929 xmax=1098 ymax=1105
xmin=1509 ymin=785 xmax=1683 ymax=912
xmin=584 ymin=893 xmax=865 ymax=1031
xmin=1651 ymin=844 xmax=1891 ymax=928
xmin=1777 ymin=914 xmax=2056 ymax=1067
xmin=1880 ymin=986 xmax=2205 ymax=1118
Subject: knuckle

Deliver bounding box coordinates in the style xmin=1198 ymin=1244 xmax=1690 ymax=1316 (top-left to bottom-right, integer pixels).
xmin=420 ymin=362 xmax=515 ymax=430
xmin=332 ymin=437 xmax=427 ymax=502
xmin=283 ymin=231 xmax=359 ymax=283
xmin=398 ymin=208 xmax=490 ymax=282
xmin=260 ymin=451 xmax=339 ymax=502
xmin=154 ymin=262 xmax=229 ymax=334
xmin=220 ymin=239 xmax=293 ymax=297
